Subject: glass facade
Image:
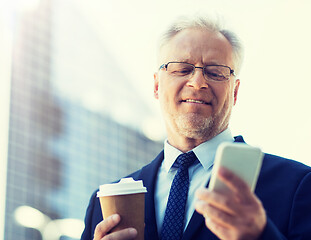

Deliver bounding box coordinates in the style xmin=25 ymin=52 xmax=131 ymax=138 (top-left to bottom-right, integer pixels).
xmin=4 ymin=0 xmax=163 ymax=239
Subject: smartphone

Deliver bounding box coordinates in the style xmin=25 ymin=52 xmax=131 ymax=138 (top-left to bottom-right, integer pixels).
xmin=208 ymin=142 xmax=264 ymax=192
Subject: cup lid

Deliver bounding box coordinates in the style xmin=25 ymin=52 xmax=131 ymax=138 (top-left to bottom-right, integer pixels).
xmin=97 ymin=177 xmax=147 ymax=197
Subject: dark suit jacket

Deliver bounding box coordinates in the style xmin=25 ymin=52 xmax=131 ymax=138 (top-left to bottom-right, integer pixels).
xmin=81 ymin=136 xmax=311 ymax=240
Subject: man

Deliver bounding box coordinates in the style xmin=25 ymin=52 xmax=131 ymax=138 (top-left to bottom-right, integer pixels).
xmin=81 ymin=16 xmax=311 ymax=240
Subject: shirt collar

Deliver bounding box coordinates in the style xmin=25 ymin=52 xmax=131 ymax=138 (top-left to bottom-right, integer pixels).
xmin=163 ymin=129 xmax=234 ymax=173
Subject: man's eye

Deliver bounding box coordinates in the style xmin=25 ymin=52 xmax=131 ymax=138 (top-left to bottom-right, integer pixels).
xmin=207 ymin=71 xmax=222 ymax=77
xmin=171 ymin=68 xmax=193 ymax=75
xmin=205 ymin=70 xmax=227 ymax=80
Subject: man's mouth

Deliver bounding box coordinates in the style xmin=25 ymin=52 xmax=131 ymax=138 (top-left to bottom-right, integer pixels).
xmin=181 ymin=99 xmax=211 ymax=105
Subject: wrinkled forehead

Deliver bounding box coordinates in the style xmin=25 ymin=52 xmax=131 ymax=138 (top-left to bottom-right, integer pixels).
xmin=158 ymin=28 xmax=234 ymax=67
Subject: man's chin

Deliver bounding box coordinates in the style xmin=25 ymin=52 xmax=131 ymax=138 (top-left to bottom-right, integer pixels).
xmin=175 ymin=115 xmax=216 ymax=139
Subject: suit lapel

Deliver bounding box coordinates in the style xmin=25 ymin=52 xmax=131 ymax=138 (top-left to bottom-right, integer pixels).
xmin=182 ymin=179 xmax=218 ymax=240
xmin=138 ymin=151 xmax=164 ymax=240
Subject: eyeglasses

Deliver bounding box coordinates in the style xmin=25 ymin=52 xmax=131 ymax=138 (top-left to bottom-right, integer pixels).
xmin=159 ymin=61 xmax=235 ymax=82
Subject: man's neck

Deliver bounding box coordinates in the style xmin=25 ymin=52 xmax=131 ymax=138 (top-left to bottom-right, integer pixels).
xmin=167 ymin=128 xmax=229 ymax=153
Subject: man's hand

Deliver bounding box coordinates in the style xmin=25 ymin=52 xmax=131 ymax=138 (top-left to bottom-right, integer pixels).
xmin=93 ymin=214 xmax=137 ymax=240
xmin=195 ymin=167 xmax=266 ymax=240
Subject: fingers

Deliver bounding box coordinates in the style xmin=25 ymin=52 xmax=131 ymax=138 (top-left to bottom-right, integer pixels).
xmin=196 ymin=200 xmax=234 ymax=228
xmin=203 ymin=217 xmax=232 ymax=240
xmin=102 ymin=228 xmax=138 ymax=240
xmin=196 ymin=199 xmax=235 ymax=240
xmin=195 ymin=188 xmax=237 ymax=214
xmin=217 ymin=167 xmax=249 ymax=193
xmin=93 ymin=214 xmax=137 ymax=240
xmin=217 ymin=167 xmax=253 ymax=203
xmin=94 ymin=214 xmax=121 ymax=239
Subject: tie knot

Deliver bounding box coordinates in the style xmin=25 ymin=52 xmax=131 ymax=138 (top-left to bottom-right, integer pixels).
xmin=175 ymin=151 xmax=197 ymax=169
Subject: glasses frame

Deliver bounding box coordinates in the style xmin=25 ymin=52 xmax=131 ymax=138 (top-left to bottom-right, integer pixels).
xmin=159 ymin=61 xmax=235 ymax=81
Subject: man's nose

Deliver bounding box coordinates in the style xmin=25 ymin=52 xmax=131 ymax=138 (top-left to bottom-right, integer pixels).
xmin=186 ymin=67 xmax=209 ymax=89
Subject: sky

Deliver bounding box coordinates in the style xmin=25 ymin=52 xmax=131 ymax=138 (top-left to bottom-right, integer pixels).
xmin=68 ymin=0 xmax=311 ymax=165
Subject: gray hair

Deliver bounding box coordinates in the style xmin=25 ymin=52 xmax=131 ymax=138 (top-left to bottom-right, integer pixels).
xmin=158 ymin=15 xmax=244 ymax=75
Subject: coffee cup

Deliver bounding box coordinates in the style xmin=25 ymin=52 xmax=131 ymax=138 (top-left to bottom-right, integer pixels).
xmin=97 ymin=178 xmax=147 ymax=240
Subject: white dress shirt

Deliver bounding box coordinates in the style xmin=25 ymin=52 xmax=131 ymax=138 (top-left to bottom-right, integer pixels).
xmin=154 ymin=129 xmax=234 ymax=233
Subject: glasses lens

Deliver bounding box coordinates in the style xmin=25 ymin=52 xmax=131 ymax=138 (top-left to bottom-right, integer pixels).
xmin=204 ymin=66 xmax=230 ymax=81
xmin=166 ymin=62 xmax=194 ymax=76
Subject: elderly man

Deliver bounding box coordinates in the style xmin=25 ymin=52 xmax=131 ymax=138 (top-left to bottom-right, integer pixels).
xmin=81 ymin=16 xmax=311 ymax=240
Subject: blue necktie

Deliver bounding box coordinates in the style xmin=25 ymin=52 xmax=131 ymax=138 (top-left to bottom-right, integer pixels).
xmin=161 ymin=151 xmax=197 ymax=240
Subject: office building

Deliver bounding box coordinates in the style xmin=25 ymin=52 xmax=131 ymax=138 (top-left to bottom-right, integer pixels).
xmin=4 ymin=0 xmax=162 ymax=239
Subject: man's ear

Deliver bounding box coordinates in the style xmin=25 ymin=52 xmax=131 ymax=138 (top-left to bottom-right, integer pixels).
xmin=233 ymin=79 xmax=240 ymax=105
xmin=154 ymin=72 xmax=159 ymax=99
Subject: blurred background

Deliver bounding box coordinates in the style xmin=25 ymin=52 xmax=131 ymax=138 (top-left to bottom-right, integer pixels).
xmin=0 ymin=0 xmax=310 ymax=239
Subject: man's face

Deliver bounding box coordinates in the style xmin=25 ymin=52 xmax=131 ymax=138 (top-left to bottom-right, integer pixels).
xmin=154 ymin=28 xmax=240 ymax=148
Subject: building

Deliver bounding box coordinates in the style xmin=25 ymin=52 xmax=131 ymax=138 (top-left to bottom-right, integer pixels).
xmin=3 ymin=0 xmax=163 ymax=239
